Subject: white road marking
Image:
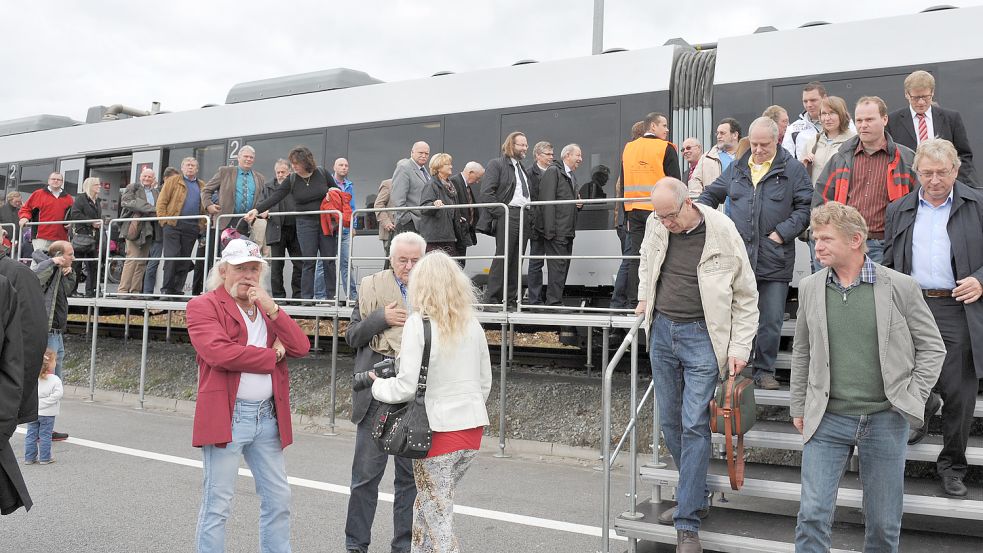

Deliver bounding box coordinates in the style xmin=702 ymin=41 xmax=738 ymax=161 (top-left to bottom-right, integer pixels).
xmin=15 ymin=427 xmax=625 ymax=541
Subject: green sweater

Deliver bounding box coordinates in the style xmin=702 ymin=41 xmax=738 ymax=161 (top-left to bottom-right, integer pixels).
xmin=825 ymin=283 xmax=891 ymax=415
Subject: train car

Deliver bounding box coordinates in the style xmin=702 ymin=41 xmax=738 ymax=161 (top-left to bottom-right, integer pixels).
xmin=0 ymin=5 xmax=981 ymax=300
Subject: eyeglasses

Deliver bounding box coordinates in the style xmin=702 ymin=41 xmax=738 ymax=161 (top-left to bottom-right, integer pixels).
xmin=907 ymin=93 xmax=933 ymax=102
xmin=653 ymin=206 xmax=684 ymax=222
xmin=681 ymin=146 xmax=696 ymax=151
xmin=917 ymin=168 xmax=954 ymax=180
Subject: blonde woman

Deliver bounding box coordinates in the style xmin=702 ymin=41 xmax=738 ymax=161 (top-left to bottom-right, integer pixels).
xmin=68 ymin=177 xmax=103 ymax=297
xmin=370 ymin=251 xmax=492 ymax=552
xmin=419 ymin=153 xmax=461 ymax=255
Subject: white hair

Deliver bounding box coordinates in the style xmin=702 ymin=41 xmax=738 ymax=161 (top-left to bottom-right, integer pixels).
xmin=560 ymin=143 xmax=581 ymax=159
xmin=239 ymin=145 xmax=256 ymax=156
xmin=205 ymin=259 xmax=270 ymax=292
xmin=651 ymin=177 xmax=688 ymax=206
xmin=463 ymin=161 xmax=484 ymax=173
xmin=749 ymin=117 xmax=779 ymax=141
xmin=389 ymin=231 xmax=427 ymax=262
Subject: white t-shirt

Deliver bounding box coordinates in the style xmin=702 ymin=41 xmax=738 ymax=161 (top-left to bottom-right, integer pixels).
xmin=236 ymin=305 xmax=273 ymax=401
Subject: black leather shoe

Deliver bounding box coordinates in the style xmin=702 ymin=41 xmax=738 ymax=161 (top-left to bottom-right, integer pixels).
xmin=52 ymin=431 xmax=69 ymax=441
xmin=943 ymin=476 xmax=968 ymax=497
xmin=908 ymin=391 xmax=942 ymax=445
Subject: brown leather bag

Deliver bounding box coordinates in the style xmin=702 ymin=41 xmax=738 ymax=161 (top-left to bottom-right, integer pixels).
xmin=709 ymin=374 xmax=756 ymax=490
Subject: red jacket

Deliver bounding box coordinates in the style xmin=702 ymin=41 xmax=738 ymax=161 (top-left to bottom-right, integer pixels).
xmin=18 ymin=188 xmax=75 ymax=241
xmin=186 ymin=285 xmax=311 ymax=449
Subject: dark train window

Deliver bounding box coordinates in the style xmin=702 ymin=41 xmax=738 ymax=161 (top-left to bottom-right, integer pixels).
xmin=347 ymin=121 xmax=443 ymax=216
xmin=0 ymin=165 xmax=7 ymax=198
xmin=772 ymin=73 xmax=913 ymax=120
xmin=18 ymin=162 xmax=56 ymax=195
xmin=245 ymin=133 xmax=326 ymax=183
xmin=165 ymin=143 xmax=226 ymax=182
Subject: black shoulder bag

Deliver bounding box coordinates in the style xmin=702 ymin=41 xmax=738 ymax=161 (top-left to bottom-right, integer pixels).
xmin=371 ymin=319 xmax=433 ymax=458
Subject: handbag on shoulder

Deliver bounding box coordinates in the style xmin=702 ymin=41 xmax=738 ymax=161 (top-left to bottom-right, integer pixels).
xmin=371 ymin=319 xmax=433 ymax=459
xmin=708 ymin=373 xmax=756 ymax=490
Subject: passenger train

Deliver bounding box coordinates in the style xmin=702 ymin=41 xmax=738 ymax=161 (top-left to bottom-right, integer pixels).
xmin=1 ymin=5 xmax=981 ymax=299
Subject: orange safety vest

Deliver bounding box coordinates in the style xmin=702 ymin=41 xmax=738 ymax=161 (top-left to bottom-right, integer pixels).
xmin=621 ymin=137 xmax=675 ymax=211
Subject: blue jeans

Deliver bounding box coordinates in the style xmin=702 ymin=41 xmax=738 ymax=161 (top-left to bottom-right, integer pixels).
xmin=142 ymin=239 xmax=164 ymax=294
xmin=339 ymin=230 xmax=357 ymax=302
xmin=295 ymin=217 xmax=337 ymax=300
xmin=25 ymin=415 xmax=55 ymax=462
xmin=751 ymin=280 xmax=789 ymax=381
xmin=649 ymin=313 xmax=718 ymax=532
xmin=345 ymin=418 xmax=416 ymax=552
xmin=610 ymin=227 xmax=632 ymax=309
xmin=314 ymin=261 xmax=327 ymax=300
xmin=47 ymin=332 xmax=65 ymax=380
xmin=196 ymin=399 xmax=292 ymax=553
xmin=866 ymin=239 xmax=885 ymax=265
xmin=796 ymin=410 xmax=909 ymax=553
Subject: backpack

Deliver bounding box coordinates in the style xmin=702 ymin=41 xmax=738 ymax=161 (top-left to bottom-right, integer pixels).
xmin=320 ymin=187 xmax=353 ymax=235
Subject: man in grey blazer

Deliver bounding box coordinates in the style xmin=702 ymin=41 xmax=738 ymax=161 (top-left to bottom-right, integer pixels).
xmin=390 ymin=142 xmax=431 ymax=234
xmin=201 ymin=145 xmax=268 ymax=229
xmin=790 ymin=202 xmax=945 ymax=553
xmin=886 ymin=70 xmax=977 ymax=186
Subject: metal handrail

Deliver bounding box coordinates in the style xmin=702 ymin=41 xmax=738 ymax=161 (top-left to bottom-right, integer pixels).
xmin=516 ymin=196 xmax=639 ymax=314
xmin=601 ymin=314 xmax=645 ymax=553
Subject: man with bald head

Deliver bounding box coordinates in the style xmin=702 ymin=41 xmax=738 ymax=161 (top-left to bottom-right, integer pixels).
xmin=333 ymin=157 xmax=358 ymax=300
xmin=636 ymin=177 xmax=758 ymax=551
xmin=680 ymin=138 xmax=703 ymax=183
xmin=390 ymin=141 xmax=432 ymax=234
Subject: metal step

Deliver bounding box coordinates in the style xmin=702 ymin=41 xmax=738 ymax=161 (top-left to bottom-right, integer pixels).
xmin=640 ymin=460 xmax=983 ymax=521
xmin=753 ymin=387 xmax=983 ymax=419
xmin=710 ymin=420 xmax=983 ymax=465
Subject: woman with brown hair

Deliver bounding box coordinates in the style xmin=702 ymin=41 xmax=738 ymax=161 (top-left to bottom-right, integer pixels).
xmin=418 ymin=153 xmax=462 ymax=256
xmin=802 ymin=95 xmax=857 ymax=184
xmin=246 ymin=146 xmax=338 ymax=300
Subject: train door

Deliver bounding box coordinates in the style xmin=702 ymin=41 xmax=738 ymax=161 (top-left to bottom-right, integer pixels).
xmin=130 ymin=150 xmax=162 ymax=185
xmin=58 ymin=158 xmax=85 ymax=195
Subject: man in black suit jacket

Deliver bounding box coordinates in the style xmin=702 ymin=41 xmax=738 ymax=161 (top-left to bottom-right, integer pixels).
xmin=449 ymin=162 xmax=483 ymax=265
xmin=883 ymin=139 xmax=983 ymax=498
xmin=525 ymin=141 xmax=554 ymax=305
xmin=886 ymin=70 xmax=977 ymax=186
xmin=479 ymin=131 xmax=530 ymax=305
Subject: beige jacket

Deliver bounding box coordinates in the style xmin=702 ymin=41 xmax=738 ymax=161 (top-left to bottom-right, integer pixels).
xmin=802 ymin=129 xmax=856 ymax=185
xmin=687 ymin=145 xmax=729 ymax=197
xmin=790 ymin=264 xmax=945 ymax=442
xmin=358 ymin=269 xmax=405 ymax=358
xmin=638 ymin=204 xmax=759 ymax=376
xmin=374 ymin=179 xmax=395 ymax=241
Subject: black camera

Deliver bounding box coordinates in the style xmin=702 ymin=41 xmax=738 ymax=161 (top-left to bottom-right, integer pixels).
xmin=352 ymin=358 xmax=397 ymax=392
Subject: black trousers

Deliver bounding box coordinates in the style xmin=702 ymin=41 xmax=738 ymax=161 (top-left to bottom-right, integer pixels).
xmin=191 ymin=235 xmax=212 ymax=296
xmin=926 ymin=296 xmax=978 ymax=478
xmin=161 ymin=224 xmax=199 ymax=296
xmin=626 ymin=209 xmax=650 ymax=306
xmin=484 ymin=208 xmax=527 ymax=304
xmin=544 ymin=239 xmax=572 ymax=306
xmin=526 ymin=237 xmax=546 ymax=304
xmin=270 ymin=224 xmax=303 ymax=299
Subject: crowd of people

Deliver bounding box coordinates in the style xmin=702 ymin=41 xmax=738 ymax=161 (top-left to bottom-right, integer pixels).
xmin=1 ymin=68 xmax=981 ymax=553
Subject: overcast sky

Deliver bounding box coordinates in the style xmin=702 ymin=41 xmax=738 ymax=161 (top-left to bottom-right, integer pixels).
xmin=2 ymin=0 xmax=979 ymax=121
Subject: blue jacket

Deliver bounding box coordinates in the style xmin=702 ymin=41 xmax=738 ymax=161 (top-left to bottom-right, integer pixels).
xmin=698 ymin=147 xmax=813 ymax=282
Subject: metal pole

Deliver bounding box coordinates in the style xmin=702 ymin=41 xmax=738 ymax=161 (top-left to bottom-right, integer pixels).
xmin=87 ymin=304 xmax=99 ymax=402
xmin=601 ymin=327 xmax=610 ymax=378
xmin=326 ymin=313 xmax=339 ymax=436
xmin=586 ymin=326 xmax=594 ymax=376
xmin=124 ymin=307 xmax=131 ymax=343
xmin=166 ymin=310 xmax=172 ymax=343
xmin=85 ymin=306 xmax=92 ymax=335
xmin=623 ymin=332 xmax=643 ymax=529
xmin=137 ymin=307 xmax=149 ymax=410
xmin=507 ymin=323 xmax=514 ymax=366
xmin=314 ymin=316 xmax=321 ymax=351
xmin=592 ymin=0 xmax=605 ymax=55
xmin=495 ymin=323 xmax=510 ymax=458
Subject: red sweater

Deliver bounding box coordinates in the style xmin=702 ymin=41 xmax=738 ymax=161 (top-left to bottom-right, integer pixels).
xmin=18 ymin=188 xmax=75 ymax=241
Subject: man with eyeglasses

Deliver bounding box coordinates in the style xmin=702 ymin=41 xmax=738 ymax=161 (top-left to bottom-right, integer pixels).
xmin=525 ymin=141 xmax=553 ymax=305
xmin=886 ymin=70 xmax=977 ymax=187
xmin=680 ymin=138 xmax=703 ymax=184
xmin=816 ymin=96 xmax=916 ymax=263
xmin=883 ymin=138 xmax=983 ymax=497
xmin=635 ymin=177 xmax=758 ymax=552
xmin=689 ymin=119 xmax=742 ymax=196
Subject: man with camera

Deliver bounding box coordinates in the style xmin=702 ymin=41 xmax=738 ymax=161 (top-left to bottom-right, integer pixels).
xmin=343 ymin=231 xmax=426 ymax=553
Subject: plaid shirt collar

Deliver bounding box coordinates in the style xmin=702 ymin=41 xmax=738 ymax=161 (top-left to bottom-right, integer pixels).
xmin=827 ymin=256 xmax=877 ymax=293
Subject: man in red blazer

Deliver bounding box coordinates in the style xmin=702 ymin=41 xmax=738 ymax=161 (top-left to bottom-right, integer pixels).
xmin=186 ymin=238 xmax=310 ymax=552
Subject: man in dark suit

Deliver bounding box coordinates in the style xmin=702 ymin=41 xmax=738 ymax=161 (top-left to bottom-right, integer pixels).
xmin=449 ymin=162 xmax=483 ymax=264
xmin=525 ymin=141 xmax=553 ymax=305
xmin=886 ymin=70 xmax=977 ymax=186
xmin=390 ymin=142 xmax=432 ymax=234
xmin=537 ymin=144 xmax=583 ymax=306
xmin=0 ymin=272 xmax=28 ymax=515
xmin=479 ymin=131 xmax=530 ymax=306
xmin=201 ymin=145 xmax=268 ymax=229
xmin=883 ymin=138 xmax=983 ymax=498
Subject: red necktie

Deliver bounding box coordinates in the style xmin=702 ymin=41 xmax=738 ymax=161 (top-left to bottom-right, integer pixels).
xmin=917 ymin=113 xmax=928 ymax=143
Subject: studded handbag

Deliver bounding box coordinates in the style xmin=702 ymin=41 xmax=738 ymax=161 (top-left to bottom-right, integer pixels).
xmin=371 ymin=319 xmax=433 ymax=459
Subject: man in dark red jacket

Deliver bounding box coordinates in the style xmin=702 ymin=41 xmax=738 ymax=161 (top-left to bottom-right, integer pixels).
xmin=18 ymin=173 xmax=75 ymax=254
xmin=186 ymin=238 xmax=310 ymax=552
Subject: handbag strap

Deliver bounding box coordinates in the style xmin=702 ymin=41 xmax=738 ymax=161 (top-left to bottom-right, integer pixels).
xmin=415 ymin=319 xmax=432 ymax=398
xmin=722 ymin=374 xmax=746 ymax=490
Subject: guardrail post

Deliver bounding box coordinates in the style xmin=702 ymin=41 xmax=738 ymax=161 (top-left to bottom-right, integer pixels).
xmin=124 ymin=307 xmax=131 ymax=343
xmin=137 ymin=307 xmax=150 ymax=410
xmin=166 ymin=310 xmax=173 ymax=343
xmin=494 ymin=322 xmax=510 ymax=458
xmin=325 ymin=312 xmax=339 ymax=436
xmin=87 ymin=302 xmax=99 ymax=402
xmin=622 ymin=331 xmax=643 ymax=528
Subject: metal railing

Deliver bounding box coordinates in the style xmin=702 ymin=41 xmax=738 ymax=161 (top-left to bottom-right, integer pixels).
xmin=517 ymin=196 xmax=638 ymax=314
xmin=601 ymin=314 xmax=650 ymax=553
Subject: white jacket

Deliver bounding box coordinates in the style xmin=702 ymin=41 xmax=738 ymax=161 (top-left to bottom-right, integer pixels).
xmin=372 ymin=313 xmax=492 ymax=432
xmin=637 ymin=204 xmax=759 ymax=376
xmin=37 ymin=375 xmax=64 ymax=417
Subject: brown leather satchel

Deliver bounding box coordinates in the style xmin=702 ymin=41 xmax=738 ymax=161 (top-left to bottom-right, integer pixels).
xmin=709 ymin=374 xmax=756 ymax=490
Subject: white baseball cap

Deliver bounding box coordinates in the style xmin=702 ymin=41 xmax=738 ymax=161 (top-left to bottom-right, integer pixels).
xmin=221 ymin=238 xmax=266 ymax=265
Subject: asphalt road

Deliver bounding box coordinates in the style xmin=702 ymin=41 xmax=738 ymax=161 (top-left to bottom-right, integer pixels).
xmin=1 ymin=398 xmax=628 ymax=552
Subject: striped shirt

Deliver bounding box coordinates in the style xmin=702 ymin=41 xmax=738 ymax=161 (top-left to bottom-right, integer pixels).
xmin=846 ymin=140 xmax=891 ymax=238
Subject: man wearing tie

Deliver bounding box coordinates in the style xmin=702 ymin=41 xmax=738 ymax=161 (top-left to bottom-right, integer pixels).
xmin=201 ymin=145 xmax=268 ymax=229
xmin=536 ymin=144 xmax=583 ymax=307
xmin=479 ymin=131 xmax=530 ymax=306
xmin=390 ymin=142 xmax=432 ymax=234
xmin=886 ymin=70 xmax=977 ymax=187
